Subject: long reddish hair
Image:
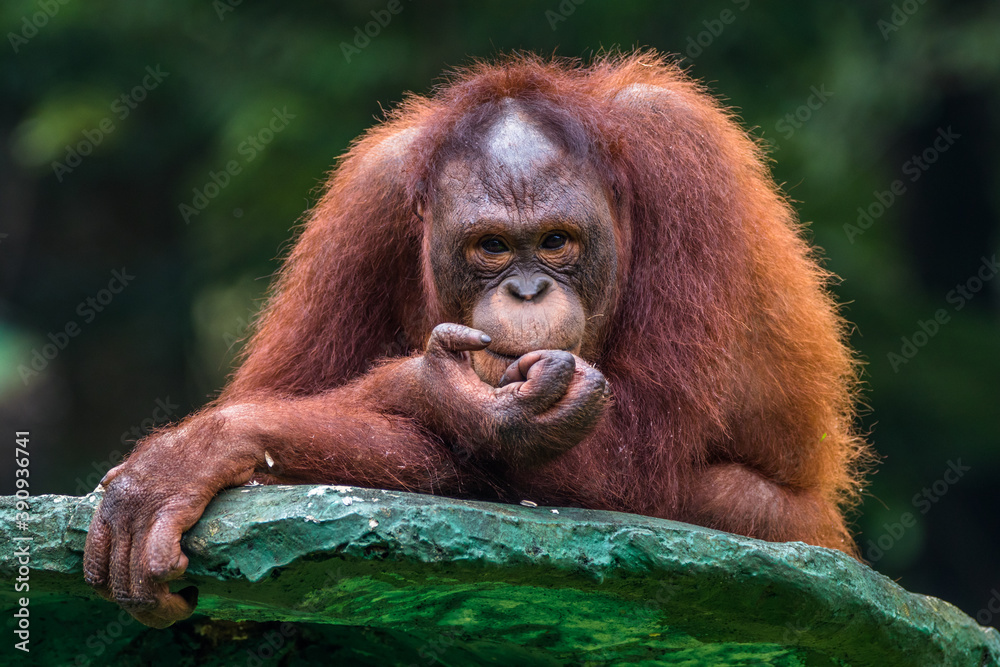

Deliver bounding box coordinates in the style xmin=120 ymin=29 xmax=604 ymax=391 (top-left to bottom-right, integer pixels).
xmin=226 ymin=51 xmax=867 ymax=529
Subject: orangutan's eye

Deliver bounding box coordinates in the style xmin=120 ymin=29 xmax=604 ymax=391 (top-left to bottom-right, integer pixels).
xmin=481 ymin=237 xmax=510 ymax=254
xmin=540 ymin=232 xmax=568 ymax=250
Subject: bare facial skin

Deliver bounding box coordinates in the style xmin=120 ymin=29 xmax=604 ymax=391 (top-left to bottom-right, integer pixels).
xmin=426 ymin=105 xmax=618 ymax=386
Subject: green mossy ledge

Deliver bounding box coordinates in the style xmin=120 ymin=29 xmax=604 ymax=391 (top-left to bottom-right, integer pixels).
xmin=2 ymin=487 xmax=997 ymax=666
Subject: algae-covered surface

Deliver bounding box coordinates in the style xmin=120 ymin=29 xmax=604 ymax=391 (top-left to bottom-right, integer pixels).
xmin=1 ymin=486 xmax=997 ymax=666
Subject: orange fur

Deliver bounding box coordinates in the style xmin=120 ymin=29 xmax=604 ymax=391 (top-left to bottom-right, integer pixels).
xmin=220 ymin=51 xmax=870 ymax=554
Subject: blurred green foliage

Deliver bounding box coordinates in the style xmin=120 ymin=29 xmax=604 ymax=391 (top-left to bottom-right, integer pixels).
xmin=1 ymin=0 xmax=997 ymax=625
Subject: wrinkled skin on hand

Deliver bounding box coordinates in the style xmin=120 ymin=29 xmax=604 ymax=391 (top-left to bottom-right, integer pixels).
xmin=84 ymin=422 xmax=257 ymax=628
xmin=415 ymin=323 xmax=610 ymax=465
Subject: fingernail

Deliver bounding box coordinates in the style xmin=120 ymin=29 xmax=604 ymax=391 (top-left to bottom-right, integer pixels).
xmin=480 ymin=334 xmax=492 ymax=344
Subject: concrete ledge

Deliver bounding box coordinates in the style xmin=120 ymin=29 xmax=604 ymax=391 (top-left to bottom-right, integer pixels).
xmin=1 ymin=486 xmax=998 ymax=666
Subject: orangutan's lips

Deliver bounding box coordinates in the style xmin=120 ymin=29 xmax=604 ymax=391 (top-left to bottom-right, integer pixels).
xmin=484 ymin=348 xmax=519 ymax=363
xmin=483 ymin=346 xmax=578 ymax=363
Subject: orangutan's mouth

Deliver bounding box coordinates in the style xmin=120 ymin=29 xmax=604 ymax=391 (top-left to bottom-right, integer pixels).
xmin=482 ymin=345 xmax=579 ymax=363
xmin=483 ymin=348 xmax=519 ymax=363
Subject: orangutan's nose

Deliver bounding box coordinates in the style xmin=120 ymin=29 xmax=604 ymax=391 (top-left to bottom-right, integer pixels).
xmin=503 ymin=274 xmax=553 ymax=302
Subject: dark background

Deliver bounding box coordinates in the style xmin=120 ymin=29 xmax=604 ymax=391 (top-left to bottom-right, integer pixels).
xmin=1 ymin=0 xmax=998 ymax=627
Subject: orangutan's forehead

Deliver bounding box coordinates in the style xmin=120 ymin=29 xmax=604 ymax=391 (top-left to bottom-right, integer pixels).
xmin=433 ymin=105 xmax=601 ymax=219
xmin=481 ymin=106 xmax=564 ymax=176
